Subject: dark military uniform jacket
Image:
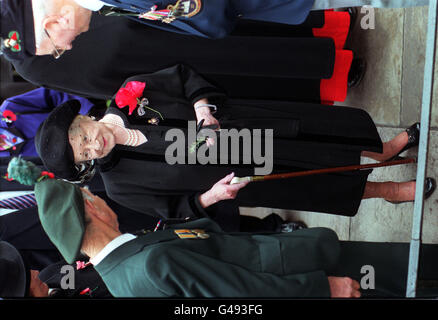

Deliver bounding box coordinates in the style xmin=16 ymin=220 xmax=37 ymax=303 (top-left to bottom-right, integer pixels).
xmin=94 ymin=218 xmax=438 ymax=298
xmin=100 ymin=0 xmax=315 ymax=38
xmin=94 ymin=218 xmax=339 ymax=297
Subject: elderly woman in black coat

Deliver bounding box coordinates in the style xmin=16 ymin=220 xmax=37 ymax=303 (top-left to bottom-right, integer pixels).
xmin=35 ymin=64 xmax=435 ymax=231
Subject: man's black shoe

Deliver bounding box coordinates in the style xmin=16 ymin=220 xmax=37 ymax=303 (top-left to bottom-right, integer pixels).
xmin=348 ymin=58 xmax=367 ymax=88
xmin=346 ymin=7 xmax=359 ymax=32
xmin=280 ymin=221 xmax=308 ymax=233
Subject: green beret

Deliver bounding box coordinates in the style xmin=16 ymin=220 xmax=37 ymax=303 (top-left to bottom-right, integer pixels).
xmin=35 ymin=179 xmax=85 ymax=264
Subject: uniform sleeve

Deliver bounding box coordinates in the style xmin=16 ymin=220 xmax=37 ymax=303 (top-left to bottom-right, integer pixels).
xmin=45 ymin=88 xmax=95 ymax=115
xmin=123 ymin=1 xmax=234 ymax=39
xmin=1 ymin=88 xmax=50 ymax=115
xmin=125 ymin=16 xmax=224 ymax=38
xmin=1 ymin=89 xmax=52 ymax=129
xmin=1 ymin=87 xmax=94 ymax=117
xmin=118 ymin=64 xmax=227 ymax=106
xmin=144 ymin=246 xmax=332 ymax=298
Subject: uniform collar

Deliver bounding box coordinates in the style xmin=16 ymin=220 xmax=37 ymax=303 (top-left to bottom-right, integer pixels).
xmin=93 ymin=219 xmax=221 ymax=275
xmin=74 ymin=0 xmax=109 ymax=11
xmin=93 ymin=229 xmax=179 ymax=275
xmin=90 ymin=233 xmax=136 ymax=266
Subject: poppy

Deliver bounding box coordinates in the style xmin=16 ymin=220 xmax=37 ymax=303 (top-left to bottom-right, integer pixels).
xmin=2 ymin=110 xmax=17 ymax=122
xmin=115 ymin=81 xmax=146 ymax=115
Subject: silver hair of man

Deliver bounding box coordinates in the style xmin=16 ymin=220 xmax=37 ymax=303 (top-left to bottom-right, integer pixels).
xmin=31 ymin=0 xmax=48 ymax=48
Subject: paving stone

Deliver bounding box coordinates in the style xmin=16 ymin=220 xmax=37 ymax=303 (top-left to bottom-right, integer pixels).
xmin=401 ymin=6 xmax=428 ymax=126
xmin=341 ymin=8 xmax=404 ymax=126
xmin=431 ymin=11 xmax=438 ymax=127
xmin=350 ymin=127 xmax=417 ymax=243
xmin=420 ymin=129 xmax=438 ymax=244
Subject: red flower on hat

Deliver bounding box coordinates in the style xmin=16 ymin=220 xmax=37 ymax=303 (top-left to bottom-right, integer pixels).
xmin=2 ymin=110 xmax=17 ymax=122
xmin=79 ymin=288 xmax=91 ymax=295
xmin=115 ymin=81 xmax=146 ymax=115
xmin=3 ymin=173 xmax=14 ymax=181
xmin=40 ymin=171 xmax=55 ymax=179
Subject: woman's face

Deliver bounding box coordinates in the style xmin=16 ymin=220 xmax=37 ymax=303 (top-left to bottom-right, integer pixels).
xmin=68 ymin=116 xmax=116 ymax=163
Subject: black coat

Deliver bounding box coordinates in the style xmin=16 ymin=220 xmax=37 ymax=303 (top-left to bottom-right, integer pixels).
xmin=97 ymin=64 xmax=382 ymax=231
xmin=38 ymin=260 xmax=113 ymax=298
xmin=0 ymin=207 xmax=63 ymax=271
xmin=12 ymin=12 xmax=332 ymax=103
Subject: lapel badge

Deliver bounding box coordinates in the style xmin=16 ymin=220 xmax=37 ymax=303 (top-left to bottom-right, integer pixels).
xmin=137 ymin=106 xmax=146 ymax=116
xmin=192 ymin=229 xmax=210 ymax=239
xmin=3 ymin=31 xmax=21 ymax=52
xmin=140 ymin=97 xmax=149 ymax=106
xmin=134 ymin=96 xmax=164 ymax=122
xmin=137 ymin=98 xmax=149 ymax=116
xmin=148 ymin=117 xmax=160 ymax=125
xmin=174 ymin=229 xmax=210 ymax=239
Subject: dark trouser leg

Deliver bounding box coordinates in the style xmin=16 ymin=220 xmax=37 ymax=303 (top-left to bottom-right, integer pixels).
xmin=19 ymin=249 xmax=64 ymax=272
xmin=311 ymin=0 xmax=429 ymax=10
xmin=416 ymin=244 xmax=438 ymax=297
xmin=239 ymin=214 xmax=285 ymax=232
xmin=330 ymin=241 xmax=438 ymax=297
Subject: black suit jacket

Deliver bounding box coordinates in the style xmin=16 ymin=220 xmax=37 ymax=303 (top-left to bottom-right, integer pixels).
xmin=39 ymin=260 xmax=113 ymax=298
xmin=12 ymin=12 xmax=331 ymax=102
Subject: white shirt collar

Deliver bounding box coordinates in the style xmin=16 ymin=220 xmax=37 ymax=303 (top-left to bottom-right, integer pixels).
xmin=74 ymin=0 xmax=109 ymax=11
xmin=90 ymin=233 xmax=137 ymax=266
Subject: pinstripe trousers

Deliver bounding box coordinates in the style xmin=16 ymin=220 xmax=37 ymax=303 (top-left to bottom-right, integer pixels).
xmin=312 ymin=0 xmax=429 ymax=9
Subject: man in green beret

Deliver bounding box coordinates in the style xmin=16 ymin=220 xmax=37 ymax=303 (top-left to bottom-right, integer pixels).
xmin=35 ymin=178 xmax=438 ymax=298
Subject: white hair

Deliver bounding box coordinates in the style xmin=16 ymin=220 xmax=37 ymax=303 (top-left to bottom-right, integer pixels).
xmin=31 ymin=0 xmax=49 ymax=48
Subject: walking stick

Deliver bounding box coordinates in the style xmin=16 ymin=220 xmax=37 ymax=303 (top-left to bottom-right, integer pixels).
xmin=230 ymin=157 xmax=417 ymax=184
